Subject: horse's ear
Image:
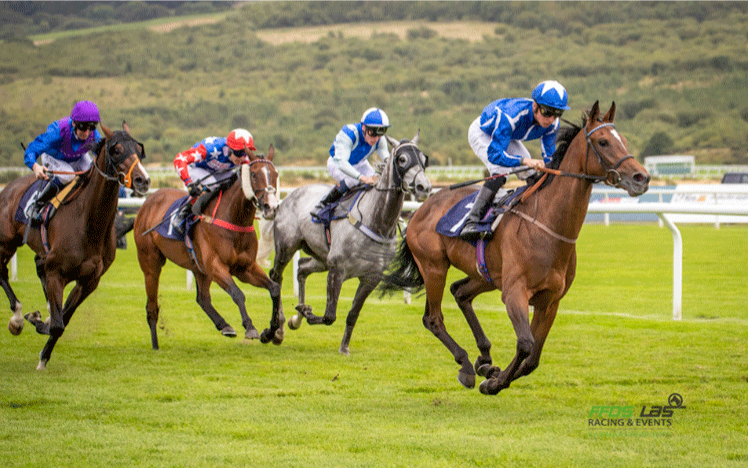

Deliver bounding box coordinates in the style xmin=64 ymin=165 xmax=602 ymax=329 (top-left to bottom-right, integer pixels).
xmin=412 ymin=129 xmax=420 ymax=146
xmin=603 ymin=102 xmax=616 ymax=122
xmin=100 ymin=122 xmax=113 ymax=139
xmin=245 ymin=145 xmax=259 ymax=161
xmin=385 ymin=135 xmax=399 ymax=149
xmin=266 ymin=144 xmax=275 ymax=161
xmin=588 ymin=101 xmax=600 ymax=125
xmin=122 ymin=120 xmax=130 ymax=134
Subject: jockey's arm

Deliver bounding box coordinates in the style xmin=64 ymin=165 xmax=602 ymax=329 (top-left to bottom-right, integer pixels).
xmin=174 ymin=145 xmax=207 ymax=185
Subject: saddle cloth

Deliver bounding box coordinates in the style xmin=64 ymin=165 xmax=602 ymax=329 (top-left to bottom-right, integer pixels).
xmin=310 ymin=186 xmax=370 ymax=225
xmin=435 ymin=186 xmax=526 ymax=239
xmin=154 ymin=196 xmax=200 ymax=241
xmin=15 ymin=178 xmax=80 ymax=226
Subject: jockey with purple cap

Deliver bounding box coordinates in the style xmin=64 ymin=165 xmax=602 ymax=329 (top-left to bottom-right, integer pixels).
xmin=312 ymin=107 xmax=390 ymax=215
xmin=459 ymin=80 xmax=571 ymax=241
xmin=23 ymin=100 xmax=103 ymax=219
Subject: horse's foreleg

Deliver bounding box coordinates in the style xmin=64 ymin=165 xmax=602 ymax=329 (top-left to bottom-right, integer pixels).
xmin=236 ymin=263 xmax=283 ymax=345
xmin=305 ymin=265 xmax=344 ymax=326
xmin=450 ymin=277 xmax=496 ymax=377
xmin=35 ymin=273 xmax=69 ymax=370
xmin=479 ymin=288 xmax=534 ymax=395
xmin=339 ymin=275 xmax=378 ymax=355
xmin=513 ymin=300 xmax=560 ymax=379
xmin=193 ymin=273 xmax=236 ymax=338
xmin=290 ymin=256 xmax=327 ymax=329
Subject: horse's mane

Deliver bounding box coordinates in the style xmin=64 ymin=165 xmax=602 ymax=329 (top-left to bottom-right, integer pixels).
xmin=531 ymin=114 xmax=587 ymax=190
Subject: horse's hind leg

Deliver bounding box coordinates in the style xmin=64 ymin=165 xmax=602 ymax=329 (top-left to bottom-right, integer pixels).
xmin=421 ymin=268 xmax=476 ymax=389
xmin=193 ymin=273 xmax=237 ymax=338
xmin=0 ymin=246 xmax=24 ymax=335
xmin=339 ymin=275 xmax=379 ymax=355
xmin=450 ymin=277 xmax=496 ymax=377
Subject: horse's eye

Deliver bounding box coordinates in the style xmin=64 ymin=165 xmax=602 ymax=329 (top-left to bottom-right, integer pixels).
xmin=398 ymin=155 xmax=408 ymax=165
xmin=598 ymin=139 xmax=609 ymax=147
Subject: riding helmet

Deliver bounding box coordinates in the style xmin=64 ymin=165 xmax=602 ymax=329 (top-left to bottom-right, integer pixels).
xmin=70 ymin=100 xmax=101 ymax=122
xmin=361 ymin=108 xmax=390 ymax=128
xmin=531 ymin=80 xmax=571 ymax=110
xmin=227 ymin=128 xmax=256 ymax=151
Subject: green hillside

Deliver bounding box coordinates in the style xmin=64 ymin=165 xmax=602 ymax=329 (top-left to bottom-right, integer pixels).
xmin=1 ymin=1 xmax=747 ymax=168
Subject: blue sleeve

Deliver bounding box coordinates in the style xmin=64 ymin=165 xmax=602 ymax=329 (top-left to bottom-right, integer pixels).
xmin=24 ymin=121 xmax=61 ymax=169
xmin=540 ymin=122 xmax=559 ymax=163
xmin=486 ymin=115 xmax=522 ymax=167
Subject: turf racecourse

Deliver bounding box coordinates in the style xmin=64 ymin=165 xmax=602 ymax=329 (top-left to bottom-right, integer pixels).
xmin=1 ymin=224 xmax=746 ymax=467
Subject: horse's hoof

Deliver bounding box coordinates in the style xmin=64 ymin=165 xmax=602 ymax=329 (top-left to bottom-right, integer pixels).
xmin=8 ymin=318 xmax=24 ymax=336
xmin=476 ymin=362 xmax=493 ymax=377
xmin=271 ymin=328 xmax=284 ymax=345
xmin=220 ymin=326 xmax=237 ymax=338
xmin=288 ymin=315 xmax=302 ymax=330
xmin=338 ymin=346 xmax=350 ymax=356
xmin=479 ymin=379 xmax=497 ymax=395
xmin=259 ymin=329 xmax=271 ymax=344
xmin=458 ymin=371 xmax=476 ymax=389
xmin=245 ymin=328 xmax=260 ymax=340
xmin=294 ymin=304 xmax=312 ymax=316
xmin=24 ymin=311 xmax=42 ymax=324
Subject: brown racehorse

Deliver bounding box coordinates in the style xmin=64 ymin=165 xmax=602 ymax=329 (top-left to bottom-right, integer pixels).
xmin=0 ymin=122 xmax=151 ymax=370
xmin=133 ymin=147 xmax=282 ymax=350
xmin=380 ymin=102 xmax=651 ymax=394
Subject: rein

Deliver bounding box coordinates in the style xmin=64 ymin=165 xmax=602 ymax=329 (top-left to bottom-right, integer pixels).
xmin=199 ymin=190 xmax=255 ymax=234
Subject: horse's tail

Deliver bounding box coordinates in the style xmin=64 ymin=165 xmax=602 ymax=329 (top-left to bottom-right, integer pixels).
xmin=256 ymin=217 xmax=275 ymax=268
xmin=378 ymin=231 xmax=424 ymax=297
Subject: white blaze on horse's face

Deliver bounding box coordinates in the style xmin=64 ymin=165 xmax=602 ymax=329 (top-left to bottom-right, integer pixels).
xmin=610 ymin=129 xmax=625 ymax=148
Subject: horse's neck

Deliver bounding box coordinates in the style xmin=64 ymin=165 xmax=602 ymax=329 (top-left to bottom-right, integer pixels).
xmin=78 ymin=156 xmax=120 ymax=240
xmin=533 ymin=138 xmax=594 ymax=240
xmin=358 ymin=163 xmax=403 ymax=236
xmin=222 ymin=182 xmax=256 ymax=227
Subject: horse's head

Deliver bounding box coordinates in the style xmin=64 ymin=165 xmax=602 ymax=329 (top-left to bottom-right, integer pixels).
xmin=240 ymin=145 xmax=279 ymax=220
xmin=384 ymin=131 xmax=432 ymax=201
xmin=98 ymin=122 xmax=151 ymax=196
xmin=582 ymin=101 xmax=650 ymax=196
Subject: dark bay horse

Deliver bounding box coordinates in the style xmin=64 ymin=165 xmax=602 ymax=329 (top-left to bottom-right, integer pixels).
xmin=0 ymin=123 xmax=151 ymax=370
xmin=380 ymin=102 xmax=650 ymax=394
xmin=133 ymin=147 xmax=281 ymax=350
xmin=267 ymin=134 xmax=431 ymax=354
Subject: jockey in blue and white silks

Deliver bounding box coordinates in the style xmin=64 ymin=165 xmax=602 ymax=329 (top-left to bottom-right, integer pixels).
xmin=170 ymin=128 xmax=255 ymax=233
xmin=313 ymin=108 xmax=390 ymax=215
xmin=460 ymin=80 xmax=571 ymax=241
xmin=23 ymin=100 xmax=103 ymax=219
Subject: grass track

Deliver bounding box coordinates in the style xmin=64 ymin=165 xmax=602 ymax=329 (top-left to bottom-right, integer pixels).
xmin=1 ymin=224 xmax=747 ymax=467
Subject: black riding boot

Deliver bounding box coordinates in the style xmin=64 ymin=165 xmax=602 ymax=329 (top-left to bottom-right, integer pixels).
xmin=459 ymin=176 xmax=505 ymax=241
xmin=311 ymin=182 xmax=348 ymax=216
xmin=191 ymin=188 xmax=216 ymax=217
xmin=27 ymin=179 xmax=60 ymax=221
xmin=170 ymin=199 xmax=194 ymax=234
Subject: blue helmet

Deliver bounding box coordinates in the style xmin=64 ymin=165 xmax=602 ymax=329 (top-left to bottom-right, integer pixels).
xmin=361 ymin=108 xmax=390 ymax=128
xmin=531 ymin=80 xmax=571 ymax=110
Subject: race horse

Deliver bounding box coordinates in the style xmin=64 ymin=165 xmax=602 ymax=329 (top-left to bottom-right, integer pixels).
xmin=380 ymin=102 xmax=651 ymax=394
xmin=267 ymin=133 xmax=431 ymax=355
xmin=133 ymin=146 xmax=281 ymax=350
xmin=0 ymin=122 xmax=151 ymax=369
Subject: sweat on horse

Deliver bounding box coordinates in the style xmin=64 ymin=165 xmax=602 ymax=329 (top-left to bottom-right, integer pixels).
xmin=0 ymin=122 xmax=151 ymax=369
xmin=379 ymin=102 xmax=650 ymax=394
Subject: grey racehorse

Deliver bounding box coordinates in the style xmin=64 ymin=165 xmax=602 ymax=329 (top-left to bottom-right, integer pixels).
xmin=267 ymin=133 xmax=431 ymax=354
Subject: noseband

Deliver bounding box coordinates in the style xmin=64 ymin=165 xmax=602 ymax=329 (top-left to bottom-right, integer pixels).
xmin=585 ymin=123 xmax=635 ymax=186
xmin=381 ymin=142 xmax=427 ymax=193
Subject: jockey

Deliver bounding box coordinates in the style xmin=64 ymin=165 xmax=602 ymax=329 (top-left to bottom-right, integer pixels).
xmin=460 ymin=80 xmax=570 ymax=241
xmin=312 ymin=107 xmax=390 ymax=215
xmin=171 ymin=128 xmax=255 ymax=234
xmin=23 ymin=100 xmax=102 ymax=219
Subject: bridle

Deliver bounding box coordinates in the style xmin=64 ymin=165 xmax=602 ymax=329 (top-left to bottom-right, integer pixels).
xmin=376 ymin=141 xmax=428 ymax=194
xmin=243 ymin=157 xmax=277 ymax=208
xmin=93 ymin=132 xmax=144 ymax=189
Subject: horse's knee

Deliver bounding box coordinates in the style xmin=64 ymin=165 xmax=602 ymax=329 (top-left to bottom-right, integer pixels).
xmin=517 ymin=337 xmax=534 ymax=358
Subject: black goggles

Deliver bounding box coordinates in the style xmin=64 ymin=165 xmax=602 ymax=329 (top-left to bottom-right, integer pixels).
xmin=538 ymin=105 xmax=564 ymax=118
xmin=366 ymin=126 xmax=387 ymax=137
xmin=74 ymin=121 xmax=98 ymax=132
xmin=232 ymin=149 xmax=246 ymax=158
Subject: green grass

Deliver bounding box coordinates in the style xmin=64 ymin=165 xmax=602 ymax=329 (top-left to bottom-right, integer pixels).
xmin=1 ymin=224 xmax=747 ymax=467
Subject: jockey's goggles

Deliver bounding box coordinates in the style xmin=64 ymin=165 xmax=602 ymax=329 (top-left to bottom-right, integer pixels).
xmin=74 ymin=121 xmax=98 ymax=132
xmin=366 ymin=126 xmax=387 ymax=137
xmin=232 ymin=149 xmax=246 ymax=158
xmin=538 ymin=105 xmax=564 ymax=118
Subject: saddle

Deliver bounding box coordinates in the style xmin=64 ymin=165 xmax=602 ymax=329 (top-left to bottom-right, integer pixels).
xmin=310 ymin=185 xmax=372 ymax=247
xmin=16 ymin=177 xmax=83 ymax=227
xmin=435 ymin=185 xmax=527 ymax=242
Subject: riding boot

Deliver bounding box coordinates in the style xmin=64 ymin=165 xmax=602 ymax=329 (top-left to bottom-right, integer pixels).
xmin=459 ymin=176 xmax=505 ymax=241
xmin=311 ymin=182 xmax=348 ymax=216
xmin=191 ymin=188 xmax=216 ymax=217
xmin=170 ymin=199 xmax=194 ymax=234
xmin=26 ymin=179 xmax=60 ymax=222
